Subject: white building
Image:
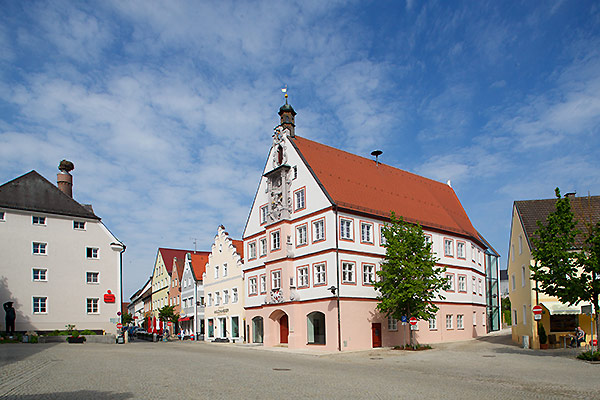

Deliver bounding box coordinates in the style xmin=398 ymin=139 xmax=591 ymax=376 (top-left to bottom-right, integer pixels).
xmin=0 ymin=163 xmax=125 ymax=334
xmin=129 ymin=277 xmax=151 ymax=327
xmin=180 ymin=251 xmax=209 ymax=339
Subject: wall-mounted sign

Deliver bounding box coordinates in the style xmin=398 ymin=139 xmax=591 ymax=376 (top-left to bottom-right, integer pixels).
xmin=214 ymin=308 xmax=230 ymax=314
xmin=104 ymin=290 xmax=116 ymax=303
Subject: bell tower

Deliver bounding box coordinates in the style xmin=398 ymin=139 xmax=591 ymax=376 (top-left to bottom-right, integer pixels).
xmin=278 ymin=92 xmax=296 ymax=137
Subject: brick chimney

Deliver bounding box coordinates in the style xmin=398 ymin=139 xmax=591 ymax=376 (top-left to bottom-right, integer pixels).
xmin=57 ymin=160 xmax=74 ymax=198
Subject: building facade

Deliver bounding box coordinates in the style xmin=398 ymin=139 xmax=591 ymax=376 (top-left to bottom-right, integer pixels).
xmin=507 ymin=195 xmax=598 ymax=349
xmin=204 ymin=226 xmax=245 ymax=342
xmin=0 ymin=165 xmax=125 ymax=334
xmin=180 ymin=251 xmax=209 ymax=339
xmin=242 ymin=102 xmax=496 ymax=351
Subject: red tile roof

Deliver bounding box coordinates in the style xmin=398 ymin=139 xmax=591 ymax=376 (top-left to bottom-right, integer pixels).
xmin=158 ymin=248 xmax=192 ymax=273
xmin=231 ymin=239 xmax=244 ymax=259
xmin=291 ymin=136 xmax=480 ymax=241
xmin=190 ymin=252 xmax=210 ymax=281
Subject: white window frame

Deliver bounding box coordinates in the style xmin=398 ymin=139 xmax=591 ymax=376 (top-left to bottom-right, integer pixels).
xmin=298 ymin=266 xmax=309 ymax=288
xmin=457 ymin=314 xmax=464 ymax=330
xmin=259 ymin=238 xmax=267 ymax=256
xmin=294 ymin=188 xmax=305 ymax=211
xmin=458 ymin=275 xmax=466 ymax=292
xmin=272 ymin=270 xmax=281 ymax=290
xmin=522 ymin=304 xmax=527 ymax=325
xmin=33 ymin=268 xmax=47 ymax=282
xmin=363 ymin=264 xmax=375 ymax=285
xmin=511 ymin=274 xmax=516 ymax=291
xmin=33 ymin=242 xmax=47 ymax=255
xmin=340 ymin=218 xmax=353 ymax=240
xmin=260 ymin=275 xmax=267 ymax=294
xmin=388 ymin=317 xmax=398 ymax=331
xmin=361 ymin=222 xmax=373 ymax=243
xmin=33 ymin=296 xmax=47 ymax=314
xmin=296 ymin=224 xmax=308 ymax=246
xmin=313 ymin=219 xmax=325 ymax=242
xmin=521 ymin=266 xmax=526 ymax=287
xmin=207 ymin=293 xmax=212 ymax=306
xmin=446 ymin=314 xmax=453 ymax=330
xmin=32 ymin=216 xmax=46 ymax=225
xmin=314 ymin=263 xmax=326 ymax=286
xmin=473 ymin=311 xmax=477 ymax=326
xmin=86 ymin=298 xmax=99 ymax=314
xmin=86 ymin=247 xmax=99 ymax=259
xmin=73 ymin=221 xmax=86 ymax=230
xmin=429 ymin=317 xmax=437 ymax=330
xmin=271 ymin=231 xmax=281 ymax=250
xmin=513 ymin=309 xmax=518 ymax=326
xmin=342 ymin=262 xmax=355 ymax=284
xmin=479 ymin=278 xmax=483 ymax=295
xmin=223 ymin=263 xmax=228 ymax=277
xmin=223 ymin=290 xmax=229 ymax=304
xmin=457 ymin=242 xmax=465 ymax=259
xmin=215 ymin=291 xmax=220 ymax=306
xmin=86 ymin=271 xmax=99 ymax=284
xmin=519 ymin=235 xmax=523 ymax=255
xmin=260 ymin=205 xmax=268 ymax=224
xmin=248 ymin=242 xmax=257 ymax=259
xmin=445 ymin=273 xmax=455 ymax=291
xmin=215 ymin=265 xmax=220 ymax=279
xmin=444 ymin=239 xmax=454 ymax=257
xmin=232 ymin=288 xmax=238 ymax=303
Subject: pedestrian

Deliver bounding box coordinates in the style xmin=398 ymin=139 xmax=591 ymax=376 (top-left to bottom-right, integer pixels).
xmin=571 ymin=326 xmax=585 ymax=347
xmin=4 ymin=301 xmax=16 ymax=336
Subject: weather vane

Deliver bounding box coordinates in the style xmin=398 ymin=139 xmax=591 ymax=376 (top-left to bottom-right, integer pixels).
xmin=281 ymin=85 xmax=288 ymax=104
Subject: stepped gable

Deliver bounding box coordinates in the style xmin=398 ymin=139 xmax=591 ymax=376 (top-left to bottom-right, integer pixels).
xmin=515 ymin=195 xmax=600 ymax=249
xmin=291 ymin=136 xmax=479 ymax=241
xmin=0 ymin=170 xmax=99 ymax=220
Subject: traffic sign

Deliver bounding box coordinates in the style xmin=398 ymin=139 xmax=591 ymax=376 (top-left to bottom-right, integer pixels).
xmin=534 ymin=314 xmax=541 ymax=321
xmin=116 ymin=323 xmax=123 ymax=329
xmin=167 ymin=322 xmax=172 ymax=327
xmin=409 ymin=317 xmax=418 ymax=326
xmin=532 ymin=305 xmax=543 ymax=315
xmin=400 ymin=316 xmax=407 ymax=323
xmin=117 ymin=311 xmax=122 ymax=316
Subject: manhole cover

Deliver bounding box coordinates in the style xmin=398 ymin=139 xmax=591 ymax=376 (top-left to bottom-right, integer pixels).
xmin=273 ymin=368 xmax=291 ymax=371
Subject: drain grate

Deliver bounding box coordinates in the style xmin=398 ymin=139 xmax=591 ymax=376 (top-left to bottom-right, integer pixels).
xmin=273 ymin=368 xmax=291 ymax=371
xmin=370 ymin=357 xmax=383 ymax=360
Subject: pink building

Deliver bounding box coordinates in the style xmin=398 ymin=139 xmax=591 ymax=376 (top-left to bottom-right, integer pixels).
xmin=243 ymin=101 xmax=492 ymax=351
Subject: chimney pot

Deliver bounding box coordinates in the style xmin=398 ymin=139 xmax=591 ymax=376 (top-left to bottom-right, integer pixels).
xmin=57 ymin=160 xmax=74 ymax=198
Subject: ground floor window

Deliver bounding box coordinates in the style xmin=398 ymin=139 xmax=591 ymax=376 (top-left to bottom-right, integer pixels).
xmin=231 ymin=316 xmax=239 ymax=337
xmin=307 ymin=311 xmax=326 ymax=344
xmin=86 ymin=298 xmax=99 ymax=314
xmin=429 ymin=317 xmax=437 ymax=330
xmin=446 ymin=314 xmax=453 ymax=329
xmin=33 ymin=296 xmax=47 ymax=313
xmin=387 ymin=317 xmax=398 ymax=331
xmin=208 ymin=318 xmax=214 ymax=337
xmin=550 ymin=314 xmax=577 ymax=332
xmin=457 ymin=314 xmax=464 ymax=330
xmin=219 ymin=317 xmax=227 ymax=338
xmin=252 ymin=316 xmax=263 ymax=343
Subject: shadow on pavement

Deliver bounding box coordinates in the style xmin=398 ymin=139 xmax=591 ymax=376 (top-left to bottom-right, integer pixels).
xmin=5 ymin=390 xmax=134 ymax=399
xmin=0 ymin=343 xmax=58 ymax=367
xmin=475 ymin=332 xmax=584 ymax=359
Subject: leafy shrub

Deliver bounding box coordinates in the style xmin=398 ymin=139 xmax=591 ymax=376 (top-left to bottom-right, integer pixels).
xmin=80 ymin=330 xmax=96 ymax=335
xmin=71 ymin=330 xmax=80 ymax=338
xmin=577 ymin=350 xmax=600 ymax=362
xmin=29 ymin=335 xmax=38 ymax=344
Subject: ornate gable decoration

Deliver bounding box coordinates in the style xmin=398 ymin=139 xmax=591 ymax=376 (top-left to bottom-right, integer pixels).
xmin=263 ymin=126 xmax=294 ymax=224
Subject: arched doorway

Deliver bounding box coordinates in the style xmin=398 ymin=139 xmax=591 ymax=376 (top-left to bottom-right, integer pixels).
xmin=279 ymin=314 xmax=289 ymax=344
xmin=252 ymin=316 xmax=264 ymax=343
xmin=307 ymin=312 xmax=326 ymax=344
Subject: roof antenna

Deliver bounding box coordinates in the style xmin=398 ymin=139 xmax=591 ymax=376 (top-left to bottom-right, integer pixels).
xmin=190 ymin=237 xmax=198 ymax=253
xmin=281 ymin=85 xmax=288 ymax=104
xmin=371 ymin=150 xmax=383 ymax=166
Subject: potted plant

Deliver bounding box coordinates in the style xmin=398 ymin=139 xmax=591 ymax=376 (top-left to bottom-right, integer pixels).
xmin=538 ymin=322 xmax=548 ymax=349
xmin=67 ymin=329 xmax=86 ymax=344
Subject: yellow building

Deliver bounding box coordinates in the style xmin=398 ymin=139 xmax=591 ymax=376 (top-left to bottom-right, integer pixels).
xmin=150 ymin=248 xmax=190 ymax=330
xmin=507 ymin=195 xmax=598 ymax=349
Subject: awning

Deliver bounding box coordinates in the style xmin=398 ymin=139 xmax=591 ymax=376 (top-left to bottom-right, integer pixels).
xmin=541 ymin=301 xmax=592 ymax=315
xmin=179 ymin=317 xmax=190 ymax=322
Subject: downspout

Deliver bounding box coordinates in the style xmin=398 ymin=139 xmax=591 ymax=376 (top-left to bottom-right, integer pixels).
xmin=334 ymin=204 xmax=342 ymax=352
xmin=115 ymin=243 xmax=126 ymax=326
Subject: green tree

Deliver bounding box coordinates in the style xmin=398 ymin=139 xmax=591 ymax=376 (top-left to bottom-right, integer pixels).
xmin=374 ymin=213 xmax=447 ymax=346
xmin=122 ymin=312 xmax=133 ymax=325
xmin=501 ymin=297 xmax=512 ymax=326
xmin=530 ymin=188 xmax=600 ymax=345
xmin=158 ymin=305 xmax=179 ymax=331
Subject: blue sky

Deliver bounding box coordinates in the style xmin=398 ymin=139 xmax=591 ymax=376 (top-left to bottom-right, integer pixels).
xmin=2 ymin=1 xmax=600 ymax=299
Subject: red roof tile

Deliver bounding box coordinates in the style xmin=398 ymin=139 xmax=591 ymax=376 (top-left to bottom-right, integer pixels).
xmin=291 ymin=136 xmax=479 ymax=241
xmin=190 ymin=252 xmax=210 ymax=281
xmin=158 ymin=248 xmax=192 ymax=273
xmin=231 ymin=239 xmax=244 ymax=259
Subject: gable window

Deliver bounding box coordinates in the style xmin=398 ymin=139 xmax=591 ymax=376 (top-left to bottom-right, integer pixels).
xmin=73 ymin=221 xmax=86 ymax=230
xmin=457 ymin=242 xmax=465 ymax=259
xmin=444 ymin=239 xmax=454 ymax=257
xmin=272 ymin=270 xmax=281 ymax=290
xmin=312 ymin=219 xmax=325 ymax=242
xmin=87 ymin=298 xmax=99 ymax=314
xmin=341 ymin=262 xmax=355 ymax=284
xmin=296 ymin=224 xmax=307 ymax=247
xmin=259 ymin=238 xmax=267 ymax=257
xmin=232 ymin=288 xmax=238 ymax=303
xmin=215 ymin=265 xmax=220 ymax=279
xmin=363 ymin=264 xmax=375 ymax=285
xmin=445 ymin=273 xmax=455 ymax=291
xmin=519 ymin=235 xmax=523 ymax=255
xmin=260 ymin=205 xmax=268 ymax=225
xmin=33 ymin=242 xmax=47 ymax=255
xmin=297 ymin=266 xmax=309 ymax=288
xmin=33 ymin=297 xmax=47 ymax=314
xmin=314 ymin=263 xmax=326 ymax=286
xmin=248 ymin=242 xmax=257 ymax=259
xmin=86 ymin=247 xmax=99 ymax=259
xmin=33 ymin=268 xmax=47 ymax=282
xmin=340 ymin=218 xmax=353 ymax=240
xmin=458 ymin=275 xmax=466 ymax=292
xmin=388 ymin=317 xmax=398 ymax=331
xmin=32 ymin=216 xmax=46 ymax=225
xmin=86 ymin=272 xmax=99 ymax=284
xmin=292 ymin=165 xmax=298 ymax=180
xmin=260 ymin=274 xmax=267 ymax=294
xmin=223 ymin=263 xmax=228 ymax=277
xmin=294 ymin=188 xmax=306 ymax=211
xmin=271 ymin=231 xmax=281 ymax=251
xmin=361 ymin=222 xmax=373 ymax=244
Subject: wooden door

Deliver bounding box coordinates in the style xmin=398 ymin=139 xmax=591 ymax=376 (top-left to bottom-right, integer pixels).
xmin=372 ymin=323 xmax=382 ymax=348
xmin=280 ymin=314 xmax=289 ymax=344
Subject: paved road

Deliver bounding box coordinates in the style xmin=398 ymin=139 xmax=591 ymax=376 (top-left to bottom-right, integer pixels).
xmin=0 ymin=332 xmax=598 ymax=399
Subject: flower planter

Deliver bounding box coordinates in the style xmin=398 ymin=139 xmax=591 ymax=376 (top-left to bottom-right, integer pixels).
xmin=67 ymin=337 xmax=85 ymax=344
xmin=540 ymin=343 xmax=549 ymax=349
